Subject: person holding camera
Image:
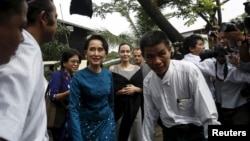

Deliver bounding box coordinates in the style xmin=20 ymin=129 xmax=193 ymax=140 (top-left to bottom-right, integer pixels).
xmin=182 ymin=34 xmax=216 ymax=99
xmin=140 ymin=30 xmax=220 ymax=141
xmin=218 ymin=1 xmax=250 ymax=72
xmin=196 ymin=31 xmax=250 ymax=126
xmin=222 ymin=26 xmax=250 ymax=72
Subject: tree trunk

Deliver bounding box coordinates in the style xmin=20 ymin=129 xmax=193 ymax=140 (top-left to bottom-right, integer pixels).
xmin=216 ymin=0 xmax=222 ymax=25
xmin=137 ymin=0 xmax=184 ymax=42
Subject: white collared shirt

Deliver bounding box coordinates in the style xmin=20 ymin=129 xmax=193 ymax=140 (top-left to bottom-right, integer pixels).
xmin=182 ymin=53 xmax=201 ymax=64
xmin=142 ymin=60 xmax=220 ymax=141
xmin=0 ymin=30 xmax=48 ymax=141
xmin=182 ymin=53 xmax=216 ymax=98
xmin=197 ymin=57 xmax=250 ymax=108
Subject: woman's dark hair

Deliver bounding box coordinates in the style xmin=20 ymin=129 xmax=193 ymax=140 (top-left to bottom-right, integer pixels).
xmin=84 ymin=34 xmax=109 ymax=54
xmin=118 ymin=43 xmax=132 ymax=52
xmin=0 ymin=0 xmax=24 ymax=23
xmin=26 ymin=0 xmax=55 ymax=26
xmin=60 ymin=48 xmax=82 ymax=69
xmin=182 ymin=34 xmax=204 ymax=54
xmin=140 ymin=30 xmax=170 ymax=54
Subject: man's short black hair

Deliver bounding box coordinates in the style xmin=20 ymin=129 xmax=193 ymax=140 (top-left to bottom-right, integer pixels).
xmin=140 ymin=30 xmax=170 ymax=54
xmin=26 ymin=0 xmax=54 ymax=25
xmin=182 ymin=34 xmax=204 ymax=54
xmin=0 ymin=0 xmax=24 ymax=23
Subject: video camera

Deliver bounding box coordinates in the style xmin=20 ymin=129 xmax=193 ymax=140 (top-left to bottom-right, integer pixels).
xmin=220 ymin=2 xmax=250 ymax=32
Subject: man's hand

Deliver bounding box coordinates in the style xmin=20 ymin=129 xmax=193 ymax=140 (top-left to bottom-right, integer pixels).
xmin=228 ymin=53 xmax=240 ymax=67
xmin=222 ymin=25 xmax=250 ymax=42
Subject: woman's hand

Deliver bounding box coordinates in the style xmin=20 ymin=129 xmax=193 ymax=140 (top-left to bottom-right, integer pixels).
xmin=116 ymin=87 xmax=132 ymax=95
xmin=116 ymin=84 xmax=142 ymax=96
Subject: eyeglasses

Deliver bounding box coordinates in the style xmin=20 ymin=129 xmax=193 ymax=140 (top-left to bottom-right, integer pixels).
xmin=69 ymin=60 xmax=81 ymax=64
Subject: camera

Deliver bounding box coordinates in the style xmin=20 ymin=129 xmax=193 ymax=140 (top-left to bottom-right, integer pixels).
xmin=220 ymin=21 xmax=245 ymax=32
xmin=199 ymin=43 xmax=228 ymax=61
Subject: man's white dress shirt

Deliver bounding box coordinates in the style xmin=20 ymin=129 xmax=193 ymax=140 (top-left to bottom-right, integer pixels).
xmin=0 ymin=30 xmax=48 ymax=141
xmin=142 ymin=60 xmax=220 ymax=141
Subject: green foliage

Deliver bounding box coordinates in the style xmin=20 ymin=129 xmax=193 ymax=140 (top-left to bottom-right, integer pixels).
xmin=41 ymin=40 xmax=69 ymax=61
xmin=164 ymin=0 xmax=215 ymax=26
xmin=41 ymin=22 xmax=70 ymax=61
xmin=106 ymin=51 xmax=119 ymax=59
xmin=93 ymin=30 xmax=132 ymax=47
xmin=103 ymin=60 xmax=120 ymax=69
xmin=93 ymin=0 xmax=158 ymax=48
xmin=134 ymin=8 xmax=159 ymax=39
xmin=56 ymin=22 xmax=71 ymax=37
xmin=44 ymin=62 xmax=60 ymax=80
xmin=93 ymin=0 xmax=140 ymax=19
xmin=93 ymin=0 xmax=243 ymax=61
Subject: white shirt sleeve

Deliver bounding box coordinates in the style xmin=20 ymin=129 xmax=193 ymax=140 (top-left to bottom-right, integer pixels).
xmin=226 ymin=67 xmax=250 ymax=83
xmin=142 ymin=77 xmax=160 ymax=141
xmin=196 ymin=58 xmax=216 ymax=77
xmin=0 ymin=61 xmax=34 ymax=140
xmin=0 ymin=30 xmax=48 ymax=141
xmin=188 ymin=66 xmax=220 ymax=138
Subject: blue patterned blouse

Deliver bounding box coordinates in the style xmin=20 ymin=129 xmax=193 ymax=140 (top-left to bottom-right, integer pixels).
xmin=69 ymin=67 xmax=116 ymax=141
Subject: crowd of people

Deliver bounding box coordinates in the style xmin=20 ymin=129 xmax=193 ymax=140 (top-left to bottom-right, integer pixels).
xmin=0 ymin=0 xmax=250 ymax=141
xmin=178 ymin=27 xmax=250 ymax=127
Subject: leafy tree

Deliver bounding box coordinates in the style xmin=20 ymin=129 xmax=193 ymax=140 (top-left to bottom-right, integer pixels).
xmin=94 ymin=0 xmax=244 ymax=44
xmin=41 ymin=22 xmax=70 ymax=61
xmin=93 ymin=0 xmax=160 ymax=49
xmin=106 ymin=51 xmax=119 ymax=59
xmin=94 ymin=30 xmax=134 ymax=48
xmin=157 ymin=0 xmax=229 ymax=31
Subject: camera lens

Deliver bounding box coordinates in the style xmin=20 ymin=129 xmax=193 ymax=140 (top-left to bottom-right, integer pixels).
xmin=220 ymin=23 xmax=233 ymax=32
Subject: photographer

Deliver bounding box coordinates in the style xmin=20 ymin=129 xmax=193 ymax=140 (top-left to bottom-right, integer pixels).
xmin=222 ymin=27 xmax=250 ymax=72
xmin=182 ymin=34 xmax=216 ymax=99
xmin=220 ymin=1 xmax=250 ymax=72
xmin=196 ymin=32 xmax=250 ymax=125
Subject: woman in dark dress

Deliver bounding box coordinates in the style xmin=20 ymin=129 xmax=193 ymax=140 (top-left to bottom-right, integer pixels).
xmin=109 ymin=43 xmax=143 ymax=141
